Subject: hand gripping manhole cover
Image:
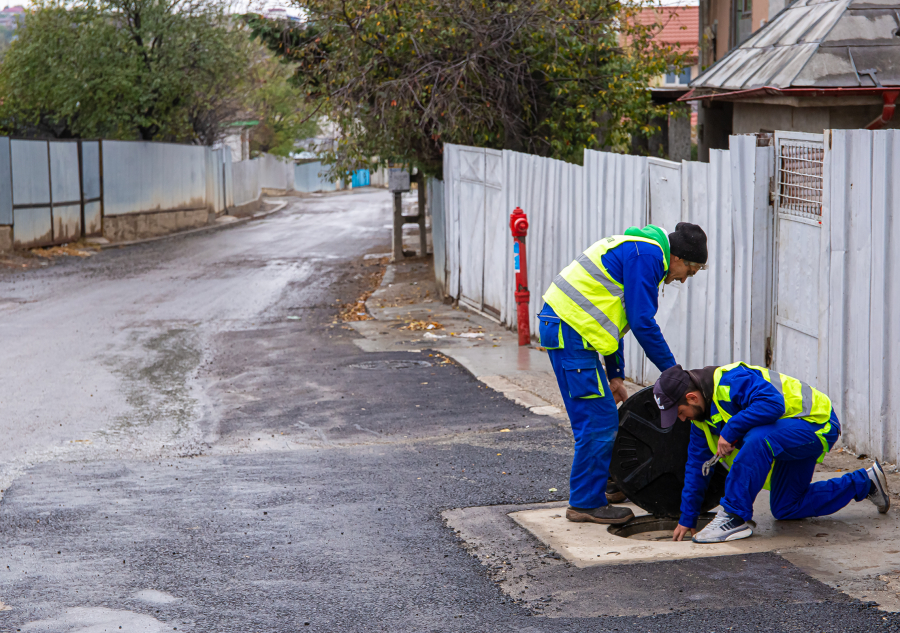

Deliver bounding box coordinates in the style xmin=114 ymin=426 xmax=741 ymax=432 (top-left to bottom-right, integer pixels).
xmin=348 ymin=360 xmax=433 ymax=370
xmin=609 ymin=386 xmax=727 ymax=518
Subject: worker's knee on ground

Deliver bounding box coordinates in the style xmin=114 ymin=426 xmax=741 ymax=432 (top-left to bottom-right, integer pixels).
xmin=770 ymin=504 xmax=804 ymax=521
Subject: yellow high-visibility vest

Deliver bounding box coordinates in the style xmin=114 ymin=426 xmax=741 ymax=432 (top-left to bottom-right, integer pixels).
xmin=541 ymin=235 xmax=668 ymax=355
xmin=692 ymin=362 xmax=835 ymax=488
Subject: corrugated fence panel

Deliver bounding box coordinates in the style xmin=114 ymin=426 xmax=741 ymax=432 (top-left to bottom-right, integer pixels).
xmin=457 ymin=146 xmax=486 ymax=310
xmin=502 ymin=150 xmax=528 ymax=327
xmin=258 ymin=153 xmax=293 ymax=191
xmin=233 ymin=159 xmax=261 ymax=207
xmin=81 ymin=141 xmax=102 ymax=236
xmin=730 ymin=136 xmax=756 ymax=366
xmin=829 ymin=130 xmax=873 ymax=457
xmin=529 ymin=154 xmax=552 ymax=338
xmin=482 ymin=149 xmax=506 ymax=319
xmin=584 ymin=150 xmax=649 ymax=384
xmin=294 ymin=161 xmax=336 ymax=193
xmin=0 ymin=138 xmax=11 ymax=226
xmin=443 ymin=145 xmax=461 ymax=300
xmin=868 ymin=129 xmax=900 ymax=463
xmin=224 ymin=147 xmax=234 ymax=209
xmin=49 ymin=141 xmax=82 ymax=242
xmin=102 ymin=141 xmax=207 ymax=216
xmin=826 ymin=129 xmax=900 ymax=464
xmin=645 ymin=157 xmax=682 ymax=385
xmin=428 ymin=177 xmax=447 ymax=297
xmin=677 ymin=152 xmax=737 ymax=372
xmin=11 ymin=140 xmax=52 ymax=247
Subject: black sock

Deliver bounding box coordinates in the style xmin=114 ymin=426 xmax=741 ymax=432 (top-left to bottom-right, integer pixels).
xmin=869 ymin=480 xmax=877 ymax=496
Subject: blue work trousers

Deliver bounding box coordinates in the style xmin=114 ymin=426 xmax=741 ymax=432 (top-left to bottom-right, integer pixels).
xmin=721 ymin=412 xmax=871 ymax=522
xmin=538 ymin=305 xmax=618 ymax=509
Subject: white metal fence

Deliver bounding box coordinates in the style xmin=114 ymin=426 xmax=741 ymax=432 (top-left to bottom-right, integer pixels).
xmin=823 ymin=129 xmax=900 ymax=464
xmin=0 ymin=135 xmax=341 ymax=247
xmin=436 ymin=130 xmax=900 ymax=463
xmin=439 ymin=141 xmax=764 ymax=387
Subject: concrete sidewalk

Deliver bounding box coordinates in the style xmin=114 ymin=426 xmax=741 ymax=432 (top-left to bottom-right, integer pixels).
xmin=350 ymin=254 xmax=641 ymax=420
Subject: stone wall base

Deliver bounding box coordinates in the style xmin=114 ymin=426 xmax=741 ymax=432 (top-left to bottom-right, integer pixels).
xmin=0 ymin=226 xmax=12 ymax=253
xmin=103 ymin=209 xmax=210 ymax=242
xmin=228 ymin=199 xmax=263 ymax=218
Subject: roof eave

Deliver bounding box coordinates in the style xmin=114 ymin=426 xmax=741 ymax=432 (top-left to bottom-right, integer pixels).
xmin=679 ymin=86 xmax=900 ymax=102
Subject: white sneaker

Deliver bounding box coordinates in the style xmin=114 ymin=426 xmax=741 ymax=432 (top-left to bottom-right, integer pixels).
xmin=692 ymin=509 xmax=753 ymax=543
xmin=867 ymin=460 xmax=891 ymax=514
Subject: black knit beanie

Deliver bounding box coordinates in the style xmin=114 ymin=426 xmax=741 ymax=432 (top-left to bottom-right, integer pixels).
xmin=668 ymin=222 xmax=708 ymax=264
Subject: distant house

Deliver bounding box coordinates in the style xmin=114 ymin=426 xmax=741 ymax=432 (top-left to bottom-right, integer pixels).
xmin=640 ymin=4 xmax=701 ymax=89
xmin=687 ymin=0 xmax=900 ymax=160
xmin=632 ymin=3 xmax=700 ymax=161
xmin=0 ymin=5 xmax=24 ymax=29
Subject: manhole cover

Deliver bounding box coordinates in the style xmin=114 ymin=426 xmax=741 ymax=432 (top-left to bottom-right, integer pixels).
xmin=607 ymin=514 xmax=715 ymax=541
xmin=348 ymin=360 xmax=433 ymax=370
xmin=609 ymin=386 xmax=728 ymax=518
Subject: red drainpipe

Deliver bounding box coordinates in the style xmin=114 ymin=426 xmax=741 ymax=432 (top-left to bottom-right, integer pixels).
xmin=866 ymin=91 xmax=900 ymax=130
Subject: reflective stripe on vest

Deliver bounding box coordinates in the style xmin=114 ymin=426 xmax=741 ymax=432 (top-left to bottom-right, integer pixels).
xmin=541 ymin=235 xmax=668 ymax=355
xmin=692 ymin=363 xmax=834 ymax=484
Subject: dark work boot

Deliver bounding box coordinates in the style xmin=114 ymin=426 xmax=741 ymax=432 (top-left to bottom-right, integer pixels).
xmin=566 ymin=504 xmax=634 ymax=525
xmin=606 ymin=479 xmax=627 ymax=504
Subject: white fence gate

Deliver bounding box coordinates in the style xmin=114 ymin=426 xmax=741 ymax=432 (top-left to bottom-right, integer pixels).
xmin=771 ymin=132 xmax=826 ymax=388
xmin=452 ymin=147 xmax=504 ymax=317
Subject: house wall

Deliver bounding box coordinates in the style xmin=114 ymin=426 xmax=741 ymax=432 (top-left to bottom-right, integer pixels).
xmin=733 ymin=102 xmax=892 ymax=135
xmin=751 ymin=0 xmax=769 ymax=31
xmin=705 ymin=0 xmax=771 ymax=62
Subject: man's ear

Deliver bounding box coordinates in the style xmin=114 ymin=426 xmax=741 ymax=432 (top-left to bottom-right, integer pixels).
xmin=685 ymin=390 xmax=702 ymax=405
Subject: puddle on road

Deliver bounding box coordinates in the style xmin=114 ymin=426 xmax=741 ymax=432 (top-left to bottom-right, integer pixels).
xmin=348 ymin=359 xmax=432 ymax=370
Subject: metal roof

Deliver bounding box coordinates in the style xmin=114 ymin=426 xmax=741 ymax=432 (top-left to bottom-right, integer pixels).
xmin=689 ymin=0 xmax=900 ymax=95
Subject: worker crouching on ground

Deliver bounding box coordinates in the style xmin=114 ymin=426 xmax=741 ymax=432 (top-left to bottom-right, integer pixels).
xmin=653 ymin=363 xmax=890 ymax=543
xmin=537 ymin=223 xmax=708 ymax=525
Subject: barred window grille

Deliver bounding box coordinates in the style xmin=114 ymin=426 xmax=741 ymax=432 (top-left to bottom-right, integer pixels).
xmin=777 ymin=143 xmax=824 ymax=219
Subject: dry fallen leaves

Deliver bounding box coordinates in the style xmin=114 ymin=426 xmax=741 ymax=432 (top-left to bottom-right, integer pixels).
xmin=31 ymin=244 xmax=98 ymax=258
xmin=400 ymin=319 xmax=444 ymax=331
xmin=339 ymin=259 xmax=387 ymax=322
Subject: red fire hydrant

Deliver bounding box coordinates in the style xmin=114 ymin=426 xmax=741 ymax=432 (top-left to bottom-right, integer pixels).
xmin=509 ymin=207 xmax=530 ymax=346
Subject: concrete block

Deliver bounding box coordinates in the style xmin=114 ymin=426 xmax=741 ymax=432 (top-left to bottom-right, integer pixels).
xmin=0 ymin=226 xmax=12 ymax=252
xmin=103 ymin=208 xmax=212 ymax=242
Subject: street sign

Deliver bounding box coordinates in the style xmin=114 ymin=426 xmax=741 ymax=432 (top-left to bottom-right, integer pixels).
xmin=389 ymin=169 xmax=410 ymax=193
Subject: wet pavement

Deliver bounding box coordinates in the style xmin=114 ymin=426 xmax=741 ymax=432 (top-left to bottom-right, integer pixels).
xmin=0 ymin=189 xmax=898 ymax=631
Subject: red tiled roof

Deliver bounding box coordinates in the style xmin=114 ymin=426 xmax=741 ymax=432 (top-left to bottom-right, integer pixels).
xmin=636 ymin=7 xmax=699 ymax=57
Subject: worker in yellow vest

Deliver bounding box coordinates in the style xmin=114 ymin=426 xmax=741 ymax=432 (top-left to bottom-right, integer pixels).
xmin=538 ymin=223 xmax=708 ymax=525
xmin=653 ymin=363 xmax=890 ymax=543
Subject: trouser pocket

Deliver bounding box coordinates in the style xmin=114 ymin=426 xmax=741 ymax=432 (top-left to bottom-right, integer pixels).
xmin=563 ymin=357 xmax=604 ymax=399
xmin=538 ymin=314 xmax=563 ymax=350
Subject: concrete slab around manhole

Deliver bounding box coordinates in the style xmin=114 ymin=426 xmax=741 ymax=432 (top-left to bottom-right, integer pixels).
xmin=512 ymin=480 xmax=891 ymax=567
xmin=508 ymin=472 xmax=900 ymax=610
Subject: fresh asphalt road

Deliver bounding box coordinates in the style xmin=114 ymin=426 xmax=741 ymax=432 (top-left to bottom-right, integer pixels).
xmin=0 ymin=190 xmax=896 ymax=632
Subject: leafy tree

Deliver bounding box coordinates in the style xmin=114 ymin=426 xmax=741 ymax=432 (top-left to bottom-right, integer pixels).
xmin=245 ymin=0 xmax=684 ymax=176
xmin=0 ymin=0 xmax=251 ymax=143
xmin=247 ymin=53 xmax=320 ymax=158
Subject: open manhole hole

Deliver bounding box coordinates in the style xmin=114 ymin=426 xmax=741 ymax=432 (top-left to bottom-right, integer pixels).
xmin=607 ymin=514 xmax=716 ymax=541
xmin=348 ymin=360 xmax=433 ymax=370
